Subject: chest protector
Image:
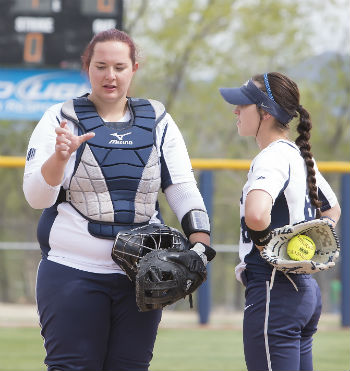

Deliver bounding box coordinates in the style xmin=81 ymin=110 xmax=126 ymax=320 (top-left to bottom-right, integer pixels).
xmin=60 ymin=97 xmax=166 ymax=239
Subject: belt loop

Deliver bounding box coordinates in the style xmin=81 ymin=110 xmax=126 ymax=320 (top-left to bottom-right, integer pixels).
xmin=56 ymin=187 xmax=70 ymax=204
xmin=66 ymin=190 xmax=71 ymax=202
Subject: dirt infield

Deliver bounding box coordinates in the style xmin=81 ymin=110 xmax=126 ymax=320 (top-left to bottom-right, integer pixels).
xmin=0 ymin=303 xmax=39 ymax=328
xmin=0 ymin=302 xmax=245 ymax=329
xmin=0 ymin=302 xmax=344 ymax=330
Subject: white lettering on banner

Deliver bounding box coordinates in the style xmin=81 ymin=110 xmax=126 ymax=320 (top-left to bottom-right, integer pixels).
xmin=5 ymin=99 xmax=52 ymax=113
xmin=0 ymin=82 xmax=15 ymax=99
xmin=92 ymin=19 xmax=116 ymax=34
xmin=5 ymin=100 xmax=24 ymax=112
xmin=52 ymin=0 xmax=62 ymax=12
xmin=0 ymin=72 xmax=90 ymax=119
xmin=15 ymin=73 xmax=90 ymax=101
xmin=15 ymin=17 xmax=55 ymax=33
xmin=18 ymin=82 xmax=83 ymax=101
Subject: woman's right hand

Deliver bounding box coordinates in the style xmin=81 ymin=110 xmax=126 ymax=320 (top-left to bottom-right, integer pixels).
xmin=55 ymin=121 xmax=95 ymax=161
xmin=41 ymin=121 xmax=95 ymax=187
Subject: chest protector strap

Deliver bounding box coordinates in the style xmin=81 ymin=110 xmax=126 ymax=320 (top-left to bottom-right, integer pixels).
xmin=60 ymin=97 xmax=166 ymax=239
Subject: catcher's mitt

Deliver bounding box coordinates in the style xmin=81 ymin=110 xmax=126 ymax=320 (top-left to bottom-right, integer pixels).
xmin=112 ymin=223 xmax=189 ymax=282
xmin=260 ymin=219 xmax=340 ymax=274
xmin=135 ymin=249 xmax=207 ymax=312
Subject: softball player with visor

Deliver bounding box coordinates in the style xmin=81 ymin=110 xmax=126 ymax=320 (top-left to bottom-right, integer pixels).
xmin=219 ymin=72 xmax=341 ymax=371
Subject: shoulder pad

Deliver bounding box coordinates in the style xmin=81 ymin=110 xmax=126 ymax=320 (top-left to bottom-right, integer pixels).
xmin=148 ymin=99 xmax=166 ymax=120
xmin=61 ymin=99 xmax=78 ymax=123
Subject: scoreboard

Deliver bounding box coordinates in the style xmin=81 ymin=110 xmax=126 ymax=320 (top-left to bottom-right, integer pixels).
xmin=0 ymin=0 xmax=123 ymax=68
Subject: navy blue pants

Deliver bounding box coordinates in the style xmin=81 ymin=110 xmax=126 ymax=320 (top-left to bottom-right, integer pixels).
xmin=243 ymin=271 xmax=322 ymax=371
xmin=36 ymin=259 xmax=162 ymax=371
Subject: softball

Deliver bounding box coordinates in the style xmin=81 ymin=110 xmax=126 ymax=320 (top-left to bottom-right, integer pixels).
xmin=287 ymin=234 xmax=316 ymax=261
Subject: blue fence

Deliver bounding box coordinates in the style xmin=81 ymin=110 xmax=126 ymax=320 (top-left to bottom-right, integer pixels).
xmin=340 ymin=174 xmax=350 ymax=326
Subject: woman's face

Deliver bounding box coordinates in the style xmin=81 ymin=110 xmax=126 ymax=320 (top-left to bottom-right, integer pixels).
xmin=233 ymin=104 xmax=261 ymax=137
xmin=88 ymin=40 xmax=138 ymax=104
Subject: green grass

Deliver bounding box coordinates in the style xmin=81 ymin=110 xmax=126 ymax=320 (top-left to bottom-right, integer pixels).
xmin=0 ymin=326 xmax=349 ymax=371
xmin=152 ymin=328 xmax=245 ymax=371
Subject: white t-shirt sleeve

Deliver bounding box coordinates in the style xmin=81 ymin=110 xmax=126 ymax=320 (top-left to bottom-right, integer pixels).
xmin=164 ymin=182 xmax=207 ymax=222
xmin=157 ymin=113 xmax=196 ymax=190
xmin=314 ymin=162 xmax=338 ymax=211
xmin=23 ymin=103 xmax=76 ymax=209
xmin=247 ymin=149 xmax=290 ymax=204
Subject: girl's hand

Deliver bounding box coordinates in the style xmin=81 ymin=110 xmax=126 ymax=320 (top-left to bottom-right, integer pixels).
xmin=55 ymin=121 xmax=95 ymax=161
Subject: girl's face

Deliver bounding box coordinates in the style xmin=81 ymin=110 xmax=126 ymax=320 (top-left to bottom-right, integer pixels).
xmin=233 ymin=104 xmax=261 ymax=137
xmin=88 ymin=40 xmax=138 ymax=104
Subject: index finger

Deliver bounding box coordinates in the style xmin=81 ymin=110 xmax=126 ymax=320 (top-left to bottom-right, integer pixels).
xmin=55 ymin=121 xmax=70 ymax=135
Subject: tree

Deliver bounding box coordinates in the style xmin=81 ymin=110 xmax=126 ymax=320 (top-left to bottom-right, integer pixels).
xmin=123 ymin=0 xmax=349 ymax=247
xmin=124 ymin=0 xmax=348 ymax=159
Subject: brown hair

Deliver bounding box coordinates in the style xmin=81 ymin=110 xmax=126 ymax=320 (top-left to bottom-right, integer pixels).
xmin=252 ymin=72 xmax=322 ymax=213
xmin=81 ymin=28 xmax=137 ymax=72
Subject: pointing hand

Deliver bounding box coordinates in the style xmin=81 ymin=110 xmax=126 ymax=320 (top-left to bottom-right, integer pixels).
xmin=55 ymin=121 xmax=95 ymax=161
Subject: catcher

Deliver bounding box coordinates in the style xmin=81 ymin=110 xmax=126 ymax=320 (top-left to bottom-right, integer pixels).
xmin=220 ymin=72 xmax=341 ymax=371
xmin=23 ymin=28 xmax=214 ymax=371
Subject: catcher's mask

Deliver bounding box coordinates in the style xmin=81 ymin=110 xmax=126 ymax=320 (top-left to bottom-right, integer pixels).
xmin=112 ymin=223 xmax=189 ymax=281
xmin=135 ymin=250 xmax=189 ymax=311
xmin=135 ymin=249 xmax=207 ymax=311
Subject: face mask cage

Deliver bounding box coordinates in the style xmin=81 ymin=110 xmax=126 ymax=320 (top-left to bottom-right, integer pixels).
xmin=111 ymin=224 xmax=189 ymax=279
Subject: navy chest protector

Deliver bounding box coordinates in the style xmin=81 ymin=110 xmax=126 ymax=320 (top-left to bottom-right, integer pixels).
xmin=59 ymin=97 xmax=166 ymax=239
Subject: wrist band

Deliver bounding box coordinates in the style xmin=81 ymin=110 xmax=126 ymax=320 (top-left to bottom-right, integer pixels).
xmin=190 ymin=242 xmax=216 ymax=262
xmin=320 ymin=216 xmax=336 ymax=223
xmin=246 ymin=225 xmax=272 ymax=246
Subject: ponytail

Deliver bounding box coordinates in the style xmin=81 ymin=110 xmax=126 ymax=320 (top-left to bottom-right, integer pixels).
xmin=253 ymin=72 xmax=322 ymax=217
xmin=295 ymin=105 xmax=322 ymax=215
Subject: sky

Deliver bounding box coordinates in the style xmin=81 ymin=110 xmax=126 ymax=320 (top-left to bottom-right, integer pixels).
xmin=125 ymin=0 xmax=349 ymax=55
xmin=307 ymin=0 xmax=349 ymax=54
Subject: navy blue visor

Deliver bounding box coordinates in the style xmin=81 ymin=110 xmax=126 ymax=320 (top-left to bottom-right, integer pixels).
xmin=219 ymin=79 xmax=294 ymax=125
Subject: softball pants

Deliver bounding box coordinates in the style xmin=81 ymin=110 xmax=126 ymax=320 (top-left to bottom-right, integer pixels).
xmin=36 ymin=258 xmax=162 ymax=371
xmin=243 ymin=271 xmax=322 ymax=371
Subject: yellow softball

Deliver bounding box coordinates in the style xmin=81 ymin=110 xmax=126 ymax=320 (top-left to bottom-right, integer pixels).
xmin=287 ymin=234 xmax=316 ymax=261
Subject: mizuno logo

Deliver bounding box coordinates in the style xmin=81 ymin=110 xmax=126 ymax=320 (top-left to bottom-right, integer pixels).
xmin=260 ymin=103 xmax=269 ymax=109
xmin=109 ymin=132 xmax=133 ymax=145
xmin=110 ymin=132 xmax=131 ymax=140
xmin=244 ymin=304 xmax=254 ymax=311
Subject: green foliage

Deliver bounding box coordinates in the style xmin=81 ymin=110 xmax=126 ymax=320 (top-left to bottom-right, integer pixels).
xmin=125 ymin=0 xmax=348 ymax=160
xmin=0 ymin=120 xmax=35 ymax=156
xmin=0 ymin=250 xmax=40 ymax=302
xmin=123 ymin=0 xmax=349 ymax=245
xmin=293 ymin=54 xmax=350 ymax=161
xmin=0 ymin=120 xmax=41 ymax=241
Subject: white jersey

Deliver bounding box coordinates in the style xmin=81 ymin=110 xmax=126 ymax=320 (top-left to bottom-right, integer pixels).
xmin=237 ymin=139 xmax=338 ymax=276
xmin=23 ymin=101 xmax=201 ymax=274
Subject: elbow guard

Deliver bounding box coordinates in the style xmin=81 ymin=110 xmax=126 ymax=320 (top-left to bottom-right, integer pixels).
xmin=181 ymin=209 xmax=210 ymax=239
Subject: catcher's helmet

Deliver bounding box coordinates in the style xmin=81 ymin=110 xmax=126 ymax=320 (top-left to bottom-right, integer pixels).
xmin=112 ymin=223 xmax=189 ymax=281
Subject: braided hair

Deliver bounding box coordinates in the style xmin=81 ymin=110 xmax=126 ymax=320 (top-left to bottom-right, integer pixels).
xmin=252 ymin=72 xmax=322 ymax=214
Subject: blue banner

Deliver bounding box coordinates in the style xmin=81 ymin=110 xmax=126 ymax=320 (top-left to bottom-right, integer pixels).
xmin=0 ymin=68 xmax=90 ymax=120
